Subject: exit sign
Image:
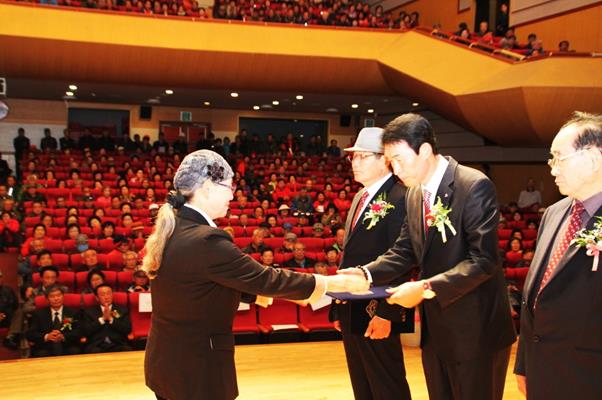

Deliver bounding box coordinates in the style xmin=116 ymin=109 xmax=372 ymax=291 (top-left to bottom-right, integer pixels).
xmin=180 ymin=111 xmax=192 ymax=121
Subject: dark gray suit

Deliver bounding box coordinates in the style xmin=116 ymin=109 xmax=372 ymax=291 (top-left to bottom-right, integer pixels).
xmin=367 ymin=157 xmax=516 ymax=400
xmin=514 ymin=196 xmax=602 ymax=399
xmin=331 ymin=175 xmax=414 ymax=400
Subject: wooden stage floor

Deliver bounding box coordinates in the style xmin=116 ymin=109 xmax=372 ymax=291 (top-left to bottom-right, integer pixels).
xmin=0 ymin=341 xmax=522 ymax=399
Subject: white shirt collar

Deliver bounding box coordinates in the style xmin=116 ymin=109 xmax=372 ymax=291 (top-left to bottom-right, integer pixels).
xmin=184 ymin=203 xmax=217 ymax=228
xmin=363 ymin=173 xmax=393 ymax=202
xmin=421 ymin=155 xmax=449 ymax=207
xmin=51 ymin=306 xmax=63 ymax=319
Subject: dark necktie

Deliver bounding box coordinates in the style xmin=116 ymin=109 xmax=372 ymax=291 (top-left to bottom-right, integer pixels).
xmin=53 ymin=311 xmax=61 ymax=329
xmin=536 ymin=201 xmax=584 ymax=300
xmin=351 ymin=191 xmax=370 ymax=231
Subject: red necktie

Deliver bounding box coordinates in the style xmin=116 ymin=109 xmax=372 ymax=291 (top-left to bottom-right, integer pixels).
xmin=423 ymin=189 xmax=432 ymax=235
xmin=351 ymin=191 xmax=369 ymax=230
xmin=537 ymin=201 xmax=584 ymax=296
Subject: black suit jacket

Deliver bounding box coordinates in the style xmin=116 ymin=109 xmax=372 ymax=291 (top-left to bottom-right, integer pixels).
xmin=514 ymin=197 xmax=602 ymax=399
xmin=82 ymin=304 xmax=131 ymax=348
xmin=367 ymin=157 xmax=515 ymax=361
xmin=145 ymin=206 xmax=317 ymax=400
xmin=27 ymin=306 xmax=82 ymax=348
xmin=331 ymin=175 xmax=414 ymax=334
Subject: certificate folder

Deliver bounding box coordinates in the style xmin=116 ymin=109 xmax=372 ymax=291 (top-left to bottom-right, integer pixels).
xmin=327 ymin=286 xmax=391 ymax=301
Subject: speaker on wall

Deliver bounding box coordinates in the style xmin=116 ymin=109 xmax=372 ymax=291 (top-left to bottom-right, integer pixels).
xmin=340 ymin=114 xmax=351 ymax=127
xmin=140 ymin=105 xmax=153 ymax=120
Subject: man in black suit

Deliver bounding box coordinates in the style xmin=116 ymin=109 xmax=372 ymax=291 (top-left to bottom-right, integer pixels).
xmin=27 ymin=285 xmax=81 ymax=357
xmin=82 ymin=284 xmax=131 ymax=353
xmin=346 ymin=114 xmax=515 ymax=400
xmin=514 ymin=112 xmax=602 ymax=400
xmin=331 ymin=127 xmax=413 ymax=400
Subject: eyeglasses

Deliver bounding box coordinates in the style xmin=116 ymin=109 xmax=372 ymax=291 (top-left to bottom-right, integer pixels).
xmin=547 ymin=149 xmax=589 ymax=169
xmin=215 ymin=181 xmax=237 ymax=193
xmin=347 ymin=153 xmax=378 ymax=163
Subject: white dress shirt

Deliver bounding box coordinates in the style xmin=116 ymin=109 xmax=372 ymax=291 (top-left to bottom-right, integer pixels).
xmin=421 ymin=155 xmax=449 ymax=209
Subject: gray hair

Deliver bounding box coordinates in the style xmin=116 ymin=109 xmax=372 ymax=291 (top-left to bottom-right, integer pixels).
xmin=142 ymin=150 xmax=233 ymax=278
xmin=174 ymin=150 xmax=234 ymax=197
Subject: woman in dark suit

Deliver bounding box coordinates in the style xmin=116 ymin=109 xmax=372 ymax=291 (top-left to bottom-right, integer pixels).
xmin=143 ymin=150 xmax=366 ymax=400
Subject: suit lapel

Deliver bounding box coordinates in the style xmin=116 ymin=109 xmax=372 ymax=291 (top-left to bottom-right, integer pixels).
xmin=344 ymin=189 xmax=365 ymax=246
xmin=421 ymin=158 xmax=456 ymax=262
xmin=523 ymin=200 xmax=571 ymax=298
xmin=346 ymin=177 xmax=397 ymax=245
xmin=407 ymin=186 xmax=424 ymax=259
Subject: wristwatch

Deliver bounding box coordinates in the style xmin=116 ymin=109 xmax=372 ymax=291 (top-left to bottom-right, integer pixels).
xmin=422 ymin=280 xmax=436 ymax=299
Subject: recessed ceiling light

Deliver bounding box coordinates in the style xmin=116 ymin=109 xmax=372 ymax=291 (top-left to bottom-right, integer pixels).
xmin=203 ymin=101 xmax=210 ymax=106
xmin=367 ymin=109 xmax=374 ymax=113
xmin=165 ymin=89 xmax=174 ymax=95
xmin=296 ymin=95 xmax=304 ymax=100
xmin=412 ymin=102 xmax=419 ymax=107
xmin=351 ymin=104 xmax=359 ymax=109
xmin=272 ymin=100 xmax=280 ymax=105
xmin=65 ymin=91 xmax=74 ymax=96
xmin=230 ymin=92 xmax=239 ymax=98
xmin=68 ymin=85 xmax=78 ymax=91
xmin=253 ymin=105 xmax=260 ymax=110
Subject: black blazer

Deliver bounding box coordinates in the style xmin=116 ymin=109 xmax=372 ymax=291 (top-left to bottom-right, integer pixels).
xmin=27 ymin=306 xmax=82 ymax=347
xmin=367 ymin=157 xmax=515 ymax=361
xmin=331 ymin=175 xmax=414 ymax=334
xmin=515 ymin=197 xmax=602 ymax=399
xmin=145 ymin=206 xmax=317 ymax=400
xmin=82 ymin=304 xmax=131 ymax=348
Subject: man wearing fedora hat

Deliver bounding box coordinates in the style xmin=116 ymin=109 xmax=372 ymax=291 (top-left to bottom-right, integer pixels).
xmin=330 ymin=127 xmax=413 ymax=400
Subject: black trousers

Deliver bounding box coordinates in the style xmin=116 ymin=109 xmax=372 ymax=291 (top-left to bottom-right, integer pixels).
xmin=421 ymin=341 xmax=511 ymax=400
xmin=342 ymin=331 xmax=411 ymax=400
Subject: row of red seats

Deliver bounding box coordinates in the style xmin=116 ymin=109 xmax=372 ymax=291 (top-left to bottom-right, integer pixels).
xmin=29 ymin=251 xmax=138 ymax=272
xmin=499 ymin=240 xmax=535 ymax=250
xmin=25 ymin=225 xmax=152 ymax=239
xmin=24 ymin=208 xmax=153 ymax=222
xmin=34 ymin=291 xmax=150 ymax=341
xmin=498 ymin=228 xmax=537 ymax=241
xmin=33 ymin=270 xmax=137 ymax=293
xmin=235 ymin=299 xmax=334 ymax=335
xmin=233 ymin=237 xmax=337 ymax=252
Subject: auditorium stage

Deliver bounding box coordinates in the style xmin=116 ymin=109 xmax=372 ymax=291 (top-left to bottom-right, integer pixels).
xmin=0 ymin=341 xmax=522 ymax=399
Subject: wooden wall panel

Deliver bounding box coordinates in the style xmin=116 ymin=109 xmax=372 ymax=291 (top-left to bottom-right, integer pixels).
xmin=514 ymin=3 xmax=602 ymax=52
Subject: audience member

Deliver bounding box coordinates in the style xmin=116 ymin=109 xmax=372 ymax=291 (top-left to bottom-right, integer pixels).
xmin=82 ymin=284 xmax=132 ymax=353
xmin=0 ymin=269 xmax=17 ymax=329
xmin=26 ymin=285 xmax=81 ymax=357
xmin=242 ymin=229 xmax=270 ymax=254
xmin=127 ymin=270 xmax=150 ymax=292
xmin=76 ymin=249 xmax=103 ymax=272
xmin=283 ymin=242 xmax=316 ymax=268
xmin=517 ymin=177 xmax=542 ymax=208
xmin=505 ymin=238 xmax=524 ymax=267
xmin=40 ymin=128 xmax=58 ymax=151
xmin=81 ymin=270 xmax=106 ymax=295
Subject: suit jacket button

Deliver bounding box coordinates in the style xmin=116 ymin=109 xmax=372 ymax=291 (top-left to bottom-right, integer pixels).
xmin=521 ymin=300 xmax=526 ymax=306
xmin=533 ymin=335 xmax=541 ymax=343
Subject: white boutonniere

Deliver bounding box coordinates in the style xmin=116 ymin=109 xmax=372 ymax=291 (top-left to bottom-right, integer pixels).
xmin=111 ymin=309 xmax=121 ymax=319
xmin=60 ymin=317 xmax=73 ymax=332
xmin=362 ymin=193 xmax=395 ymax=230
xmin=426 ymin=196 xmax=456 ymax=243
xmin=571 ymin=216 xmax=602 ymax=271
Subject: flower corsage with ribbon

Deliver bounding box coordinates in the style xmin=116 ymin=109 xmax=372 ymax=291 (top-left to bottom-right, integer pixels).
xmin=426 ymin=196 xmax=456 ymax=243
xmin=571 ymin=216 xmax=602 ymax=271
xmin=362 ymin=193 xmax=395 ymax=230
xmin=60 ymin=318 xmax=73 ymax=332
xmin=111 ymin=309 xmax=121 ymax=319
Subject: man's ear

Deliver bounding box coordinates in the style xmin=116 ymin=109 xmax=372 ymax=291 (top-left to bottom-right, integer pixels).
xmin=418 ymin=142 xmax=433 ymax=159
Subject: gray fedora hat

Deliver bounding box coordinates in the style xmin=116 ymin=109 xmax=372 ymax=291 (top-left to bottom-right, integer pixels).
xmin=344 ymin=127 xmax=384 ymax=154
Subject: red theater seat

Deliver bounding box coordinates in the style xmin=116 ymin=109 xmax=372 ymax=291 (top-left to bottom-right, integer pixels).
xmin=233 ymin=303 xmax=260 ymax=333
xmin=257 ymin=299 xmax=301 ymax=334
xmin=128 ymin=292 xmax=151 ymax=340
xmin=298 ymin=304 xmax=334 ymax=332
